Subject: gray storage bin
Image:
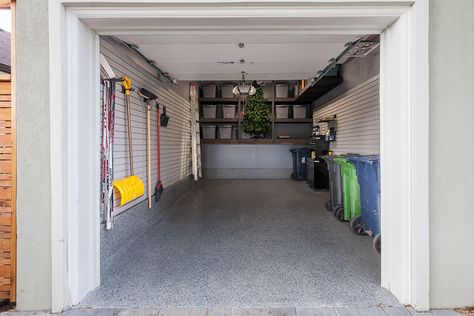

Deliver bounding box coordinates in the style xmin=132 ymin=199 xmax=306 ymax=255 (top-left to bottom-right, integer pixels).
xmin=276 ymin=84 xmax=289 ymax=98
xmin=203 ymin=85 xmax=216 ymax=98
xmin=275 ymin=105 xmax=289 ymax=119
xmin=203 ymin=105 xmax=217 ymax=118
xmin=202 ymin=125 xmax=216 ymax=139
xmin=232 ymin=127 xmax=239 ymax=139
xmin=293 ymin=105 xmax=307 ymax=118
xmin=221 ymin=85 xmax=234 ymax=98
xmin=262 ymin=85 xmax=273 ymax=99
xmin=222 ymin=104 xmax=236 ymax=118
xmin=218 ymin=125 xmax=232 ymax=139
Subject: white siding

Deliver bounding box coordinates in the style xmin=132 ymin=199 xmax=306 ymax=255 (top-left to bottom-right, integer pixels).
xmin=100 ymin=38 xmax=192 ymax=216
xmin=313 ymin=75 xmax=380 ymax=155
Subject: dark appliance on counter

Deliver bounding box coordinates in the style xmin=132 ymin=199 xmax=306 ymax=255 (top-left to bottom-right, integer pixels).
xmin=307 ymin=134 xmax=330 ymax=190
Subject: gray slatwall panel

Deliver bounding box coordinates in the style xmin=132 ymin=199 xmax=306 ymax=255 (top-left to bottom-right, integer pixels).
xmin=100 ymin=38 xmax=192 ymax=217
xmin=313 ymin=76 xmax=380 ymax=155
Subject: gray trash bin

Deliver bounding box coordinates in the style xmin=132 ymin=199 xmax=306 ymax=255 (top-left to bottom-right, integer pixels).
xmin=322 ymin=155 xmax=344 ymax=212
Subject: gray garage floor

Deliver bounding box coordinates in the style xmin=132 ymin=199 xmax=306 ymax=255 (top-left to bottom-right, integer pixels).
xmin=81 ymin=179 xmax=399 ymax=308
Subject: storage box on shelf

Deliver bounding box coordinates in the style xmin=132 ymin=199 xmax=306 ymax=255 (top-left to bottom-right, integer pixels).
xmin=202 ymin=125 xmax=216 ymax=139
xmin=203 ymin=105 xmax=217 ymax=119
xmin=293 ymin=105 xmax=307 ymax=119
xmin=221 ymin=84 xmax=234 ymax=98
xmin=276 ymin=84 xmax=289 ymax=98
xmin=218 ymin=125 xmax=233 ymax=139
xmin=221 ymin=104 xmax=236 ymax=118
xmin=275 ymin=105 xmax=289 ymax=118
xmin=203 ymin=85 xmax=216 ymax=98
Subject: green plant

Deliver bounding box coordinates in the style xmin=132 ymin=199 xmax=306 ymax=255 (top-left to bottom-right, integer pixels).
xmin=242 ymin=88 xmax=270 ymax=138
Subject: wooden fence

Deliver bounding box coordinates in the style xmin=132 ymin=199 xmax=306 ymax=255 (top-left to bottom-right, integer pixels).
xmin=0 ymin=74 xmax=15 ymax=302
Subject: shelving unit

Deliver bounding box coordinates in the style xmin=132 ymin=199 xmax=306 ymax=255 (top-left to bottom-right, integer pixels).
xmin=275 ymin=118 xmax=313 ymax=124
xmin=198 ymin=81 xmax=313 ymax=144
xmin=200 ymin=118 xmax=239 ymax=123
xmin=201 ymin=138 xmax=310 ymax=145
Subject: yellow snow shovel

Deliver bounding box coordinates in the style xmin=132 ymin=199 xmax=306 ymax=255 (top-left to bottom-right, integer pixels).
xmin=113 ymin=76 xmax=145 ymax=206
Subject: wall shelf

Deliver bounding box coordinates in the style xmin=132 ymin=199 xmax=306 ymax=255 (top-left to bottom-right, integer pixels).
xmin=294 ymin=76 xmax=343 ymax=104
xmin=199 ymin=81 xmax=313 ymax=143
xmin=275 ymin=118 xmax=312 ymax=124
xmin=199 ymin=97 xmax=238 ymax=104
xmin=201 ymin=138 xmax=310 ymax=145
xmin=201 ymin=118 xmax=239 ymax=123
xmin=274 ymin=97 xmax=298 ymax=104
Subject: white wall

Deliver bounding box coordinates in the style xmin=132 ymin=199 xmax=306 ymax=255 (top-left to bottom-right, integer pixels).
xmin=429 ymin=0 xmax=474 ymax=308
xmin=313 ymin=76 xmax=380 ymax=155
xmin=100 ymin=37 xmax=192 ymax=217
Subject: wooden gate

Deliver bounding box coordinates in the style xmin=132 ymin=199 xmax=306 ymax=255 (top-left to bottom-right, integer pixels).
xmin=0 ymin=74 xmax=15 ymax=302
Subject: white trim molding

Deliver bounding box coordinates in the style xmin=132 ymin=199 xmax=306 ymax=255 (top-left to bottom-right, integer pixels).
xmin=380 ymin=0 xmax=429 ymax=310
xmin=45 ymin=0 xmax=429 ymax=312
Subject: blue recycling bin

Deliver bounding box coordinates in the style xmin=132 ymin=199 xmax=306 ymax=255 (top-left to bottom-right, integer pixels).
xmin=347 ymin=155 xmax=381 ymax=254
xmin=290 ymin=148 xmax=311 ymax=181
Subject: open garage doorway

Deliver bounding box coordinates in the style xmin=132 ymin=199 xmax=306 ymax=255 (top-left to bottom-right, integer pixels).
xmin=45 ymin=1 xmax=429 ymax=312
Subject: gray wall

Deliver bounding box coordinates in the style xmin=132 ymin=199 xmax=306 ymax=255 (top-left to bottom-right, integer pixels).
xmin=313 ymin=47 xmax=379 ymax=109
xmin=100 ymin=37 xmax=192 ymax=217
xmin=16 ymin=0 xmax=52 ymax=311
xmin=429 ymin=0 xmax=474 ymax=308
xmin=313 ymin=76 xmax=379 ymax=155
xmin=202 ymin=144 xmax=300 ymax=178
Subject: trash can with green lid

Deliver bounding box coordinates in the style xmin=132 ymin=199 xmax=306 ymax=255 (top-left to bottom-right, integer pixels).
xmin=333 ymin=157 xmax=361 ymax=222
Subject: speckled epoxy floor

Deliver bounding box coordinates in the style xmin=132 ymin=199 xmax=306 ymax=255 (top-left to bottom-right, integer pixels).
xmin=81 ymin=179 xmax=399 ymax=308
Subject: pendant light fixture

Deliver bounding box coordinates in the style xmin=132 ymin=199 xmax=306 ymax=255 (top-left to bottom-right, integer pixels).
xmin=233 ymin=71 xmax=256 ymax=97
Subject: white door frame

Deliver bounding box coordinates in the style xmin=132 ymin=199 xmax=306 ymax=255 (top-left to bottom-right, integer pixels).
xmin=47 ymin=0 xmax=429 ymax=312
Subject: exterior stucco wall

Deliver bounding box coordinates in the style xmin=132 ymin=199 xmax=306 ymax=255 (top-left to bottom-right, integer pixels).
xmin=429 ymin=0 xmax=474 ymax=309
xmin=16 ymin=0 xmax=52 ymax=311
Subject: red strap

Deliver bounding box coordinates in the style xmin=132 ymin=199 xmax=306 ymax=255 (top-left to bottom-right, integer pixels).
xmin=157 ymin=105 xmax=161 ymax=179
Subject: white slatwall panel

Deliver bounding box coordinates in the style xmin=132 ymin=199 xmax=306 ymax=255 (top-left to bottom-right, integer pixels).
xmin=100 ymin=38 xmax=192 ymax=217
xmin=313 ymin=76 xmax=380 ymax=155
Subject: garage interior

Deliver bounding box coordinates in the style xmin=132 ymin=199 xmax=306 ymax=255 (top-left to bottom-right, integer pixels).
xmin=80 ymin=12 xmax=395 ymax=308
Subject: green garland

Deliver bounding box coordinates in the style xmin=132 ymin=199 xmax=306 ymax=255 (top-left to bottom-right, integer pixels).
xmin=242 ymin=88 xmax=271 ymax=138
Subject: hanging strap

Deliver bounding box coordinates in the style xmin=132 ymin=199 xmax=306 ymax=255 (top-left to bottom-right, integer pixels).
xmin=157 ymin=103 xmax=161 ymax=180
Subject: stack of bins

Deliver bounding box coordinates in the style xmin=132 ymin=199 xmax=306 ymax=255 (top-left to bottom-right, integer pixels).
xmin=347 ymin=155 xmax=381 ymax=254
xmin=322 ymin=155 xmax=344 ymax=212
xmin=333 ymin=157 xmax=361 ymax=223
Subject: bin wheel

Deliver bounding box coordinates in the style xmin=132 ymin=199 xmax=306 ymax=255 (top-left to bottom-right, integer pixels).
xmin=350 ymin=216 xmax=367 ymax=236
xmin=373 ymin=233 xmax=381 ymax=254
xmin=333 ymin=206 xmax=345 ymax=222
xmin=325 ymin=200 xmax=332 ymax=211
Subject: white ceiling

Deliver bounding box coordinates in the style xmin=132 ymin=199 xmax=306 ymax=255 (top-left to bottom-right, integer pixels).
xmin=83 ymin=12 xmax=397 ymax=81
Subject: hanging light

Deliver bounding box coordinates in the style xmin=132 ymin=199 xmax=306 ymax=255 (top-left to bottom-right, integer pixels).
xmin=233 ymin=71 xmax=256 ymax=97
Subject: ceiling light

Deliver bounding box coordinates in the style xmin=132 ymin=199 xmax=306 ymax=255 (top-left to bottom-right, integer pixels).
xmin=238 ymin=42 xmax=245 ymax=48
xmin=233 ymin=71 xmax=256 ymax=97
